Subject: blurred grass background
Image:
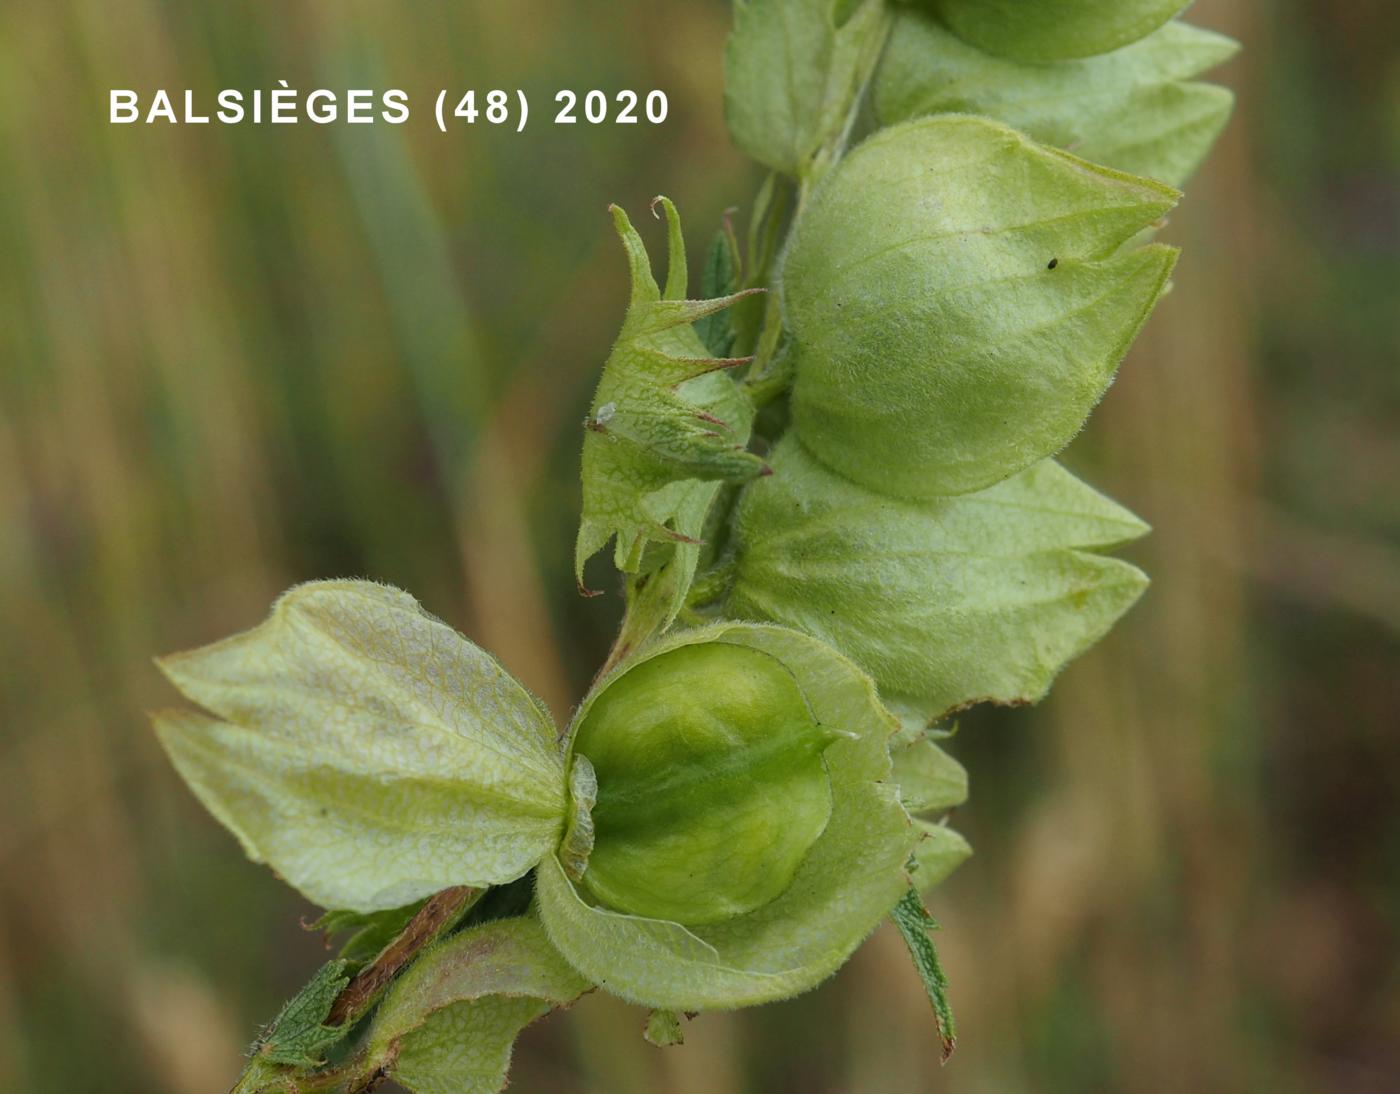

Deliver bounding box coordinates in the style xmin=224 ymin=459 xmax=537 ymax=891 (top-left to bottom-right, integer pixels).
xmin=1 ymin=1 xmax=1397 ymax=1090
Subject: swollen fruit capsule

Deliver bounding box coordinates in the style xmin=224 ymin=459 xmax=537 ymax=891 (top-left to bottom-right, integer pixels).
xmin=782 ymin=115 xmax=1179 ymax=499
xmin=569 ymin=641 xmax=839 ymax=926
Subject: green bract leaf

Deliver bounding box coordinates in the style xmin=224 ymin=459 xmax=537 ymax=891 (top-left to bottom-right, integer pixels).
xmin=312 ymin=902 xmax=427 ymax=963
xmin=644 ymin=1008 xmax=686 ymax=1047
xmin=576 ymin=199 xmax=765 ymax=621
xmin=890 ymin=886 xmax=956 ymax=1059
xmin=782 ymin=115 xmax=1179 ymax=498
xmin=728 ymin=438 xmax=1150 ymax=717
xmin=891 ymin=733 xmax=968 ymax=816
xmin=559 ymin=753 xmax=598 ymax=883
xmin=537 ymin=622 xmax=915 ymax=1010
xmin=695 ymin=226 xmax=742 ymax=357
xmin=724 ymin=0 xmax=889 ymax=176
xmin=154 ymin=581 xmax=567 ymax=912
xmin=910 ymin=821 xmax=973 ymax=893
xmin=876 ymin=15 xmax=1237 ymax=185
xmin=253 ymin=959 xmax=353 ymax=1068
xmin=357 ymin=915 xmax=590 ymax=1094
xmin=891 ymin=728 xmax=971 ymax=892
xmin=572 ymin=641 xmax=841 ymax=925
xmin=927 ymin=0 xmax=1189 ymax=61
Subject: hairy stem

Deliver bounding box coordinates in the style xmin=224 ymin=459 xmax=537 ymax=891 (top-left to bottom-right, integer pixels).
xmin=327 ymin=885 xmax=482 ymax=1027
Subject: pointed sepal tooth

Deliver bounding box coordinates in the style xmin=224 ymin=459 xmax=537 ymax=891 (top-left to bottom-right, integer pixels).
xmin=641 ymin=415 xmax=769 ymax=483
xmin=638 ymin=289 xmax=765 ymax=336
xmin=683 ymin=444 xmax=769 ymax=484
xmin=653 ymin=523 xmax=705 ymax=546
xmin=650 ymin=196 xmax=689 ymax=301
xmin=575 ymin=516 xmax=614 ymax=589
xmin=630 ymin=346 xmax=752 ymax=387
xmin=609 ymin=203 xmax=661 ymax=307
xmin=601 ymin=402 xmax=766 ymax=483
xmin=667 ymin=355 xmax=755 ymax=385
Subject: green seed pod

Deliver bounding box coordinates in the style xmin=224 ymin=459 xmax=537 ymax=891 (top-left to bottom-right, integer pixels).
xmin=926 ymin=0 xmax=1189 ymax=62
xmin=782 ymin=115 xmax=1179 ymax=499
xmin=570 ymin=641 xmax=839 ymax=925
xmin=537 ymin=622 xmax=918 ymax=1010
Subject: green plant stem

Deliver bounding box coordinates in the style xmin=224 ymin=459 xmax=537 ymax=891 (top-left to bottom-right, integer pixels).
xmin=326 ymin=886 xmax=482 ymax=1027
xmin=233 ymin=886 xmax=483 ymax=1094
xmin=598 ymin=569 xmax=676 ymax=679
xmin=796 ymin=6 xmax=893 ymax=216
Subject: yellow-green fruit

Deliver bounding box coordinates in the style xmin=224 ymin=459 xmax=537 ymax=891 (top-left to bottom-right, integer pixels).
xmin=782 ymin=115 xmax=1178 ymax=499
xmin=571 ymin=642 xmax=837 ymax=926
xmin=929 ymin=0 xmax=1189 ymax=62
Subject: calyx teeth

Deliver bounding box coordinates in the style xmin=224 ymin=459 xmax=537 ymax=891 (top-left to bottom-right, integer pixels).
xmin=576 ymin=196 xmax=768 ymax=610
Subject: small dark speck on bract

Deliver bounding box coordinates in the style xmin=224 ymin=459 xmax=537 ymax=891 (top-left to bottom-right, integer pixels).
xmin=1047 ymin=257 xmax=1059 ymax=269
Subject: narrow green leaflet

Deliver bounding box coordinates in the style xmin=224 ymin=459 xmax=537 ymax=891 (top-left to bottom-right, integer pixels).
xmin=890 ymin=886 xmax=956 ymax=1060
xmin=576 ymin=199 xmax=766 ymax=621
xmin=725 ymin=0 xmax=889 ymax=176
xmin=694 ymin=227 xmax=741 ymax=357
xmin=252 ymin=959 xmax=352 ymax=1068
xmin=154 ymin=580 xmax=567 ymax=912
xmin=928 ymin=0 xmax=1189 ymax=62
xmin=352 ymin=916 xmax=590 ymax=1094
xmin=876 ymin=15 xmax=1237 ymax=186
xmin=728 ymin=438 xmax=1150 ymax=717
xmin=783 ymin=115 xmax=1179 ymax=498
xmin=537 ymin=622 xmax=915 ymax=1010
xmin=312 ymin=902 xmax=427 ymax=963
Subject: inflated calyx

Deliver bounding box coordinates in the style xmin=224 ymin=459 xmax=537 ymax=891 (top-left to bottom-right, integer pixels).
xmin=154 ymin=584 xmax=944 ymax=1014
xmin=782 ymin=114 xmax=1179 ymax=499
xmin=923 ymin=0 xmax=1190 ymax=62
xmin=536 ymin=621 xmax=919 ymax=1010
xmin=566 ymin=641 xmax=839 ymax=925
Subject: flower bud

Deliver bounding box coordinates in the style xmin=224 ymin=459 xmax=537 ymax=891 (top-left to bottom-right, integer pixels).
xmin=782 ymin=115 xmax=1179 ymax=499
